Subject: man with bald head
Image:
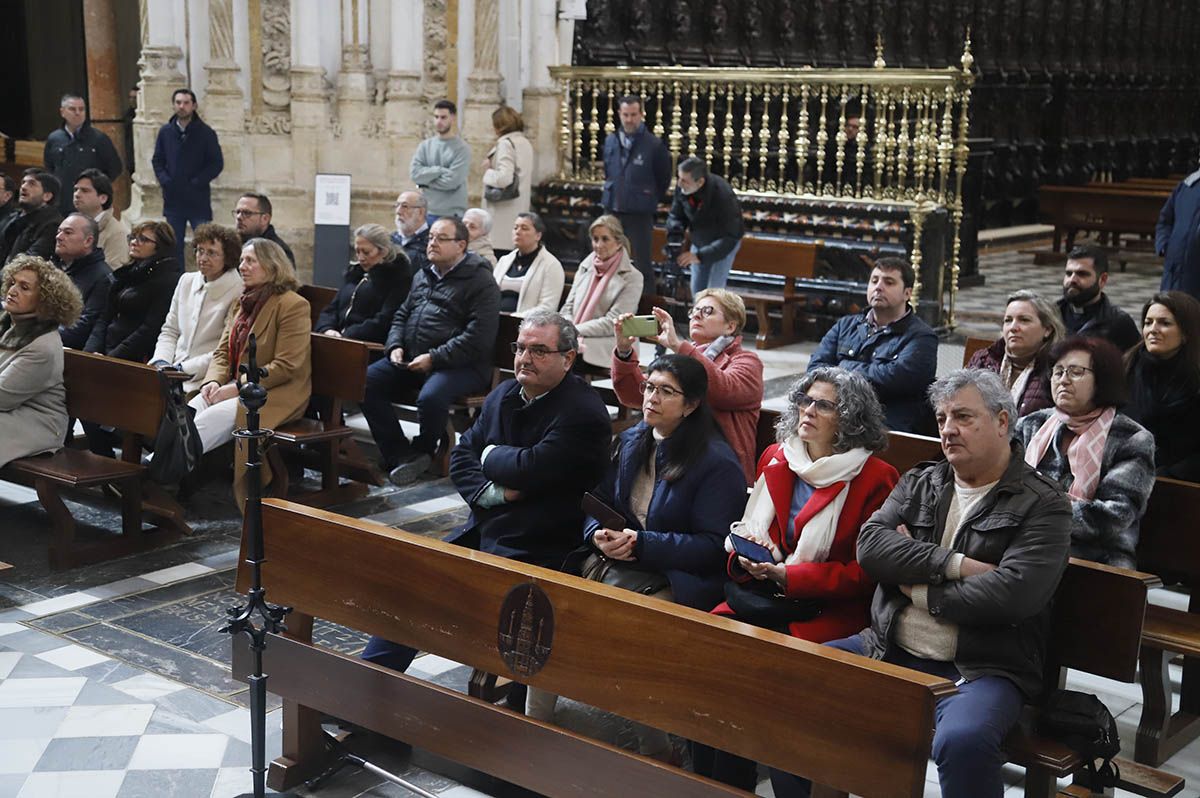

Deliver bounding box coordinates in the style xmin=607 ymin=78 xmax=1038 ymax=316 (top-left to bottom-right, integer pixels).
xmin=390 ymin=190 xmax=430 ymax=273
xmin=53 ymin=212 xmax=113 ymax=348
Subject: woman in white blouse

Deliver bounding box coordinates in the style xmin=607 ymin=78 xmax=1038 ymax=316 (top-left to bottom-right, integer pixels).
xmin=492 ymin=212 xmax=564 ymax=317
xmin=150 ymin=223 xmax=243 ymax=395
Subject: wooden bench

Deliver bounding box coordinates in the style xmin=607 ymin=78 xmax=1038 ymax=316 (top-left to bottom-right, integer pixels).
xmin=298 ymin=284 xmax=338 ymax=330
xmin=1036 ymin=185 xmax=1169 ymax=260
xmin=0 ymin=350 xmax=191 ymax=569
xmin=233 ymin=499 xmax=955 ymax=797
xmin=963 ymin=335 xmax=994 ymax=366
xmin=266 ymin=333 xmax=374 ymax=507
xmin=651 ymin=228 xmax=822 ymax=349
xmin=1133 ymin=477 xmax=1200 ymax=767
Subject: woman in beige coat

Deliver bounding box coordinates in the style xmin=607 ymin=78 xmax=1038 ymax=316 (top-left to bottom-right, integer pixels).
xmin=492 ymin=212 xmax=564 ymax=317
xmin=482 ymin=106 xmax=533 ymax=246
xmin=560 ymin=214 xmax=644 ymax=368
xmin=0 ymin=256 xmax=82 ymax=468
xmin=190 ymin=238 xmax=311 ymax=507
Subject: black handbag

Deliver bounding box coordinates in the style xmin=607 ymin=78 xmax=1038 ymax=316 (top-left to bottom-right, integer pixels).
xmin=1038 ymin=689 xmax=1121 ymax=789
xmin=723 ymin=578 xmax=823 ymax=631
xmin=147 ymin=374 xmax=204 ymax=484
xmin=483 ymin=139 xmax=521 ymax=202
xmin=581 ymin=552 xmax=670 ymax=596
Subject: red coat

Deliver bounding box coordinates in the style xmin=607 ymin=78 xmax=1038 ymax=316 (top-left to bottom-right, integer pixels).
xmin=611 ymin=336 xmax=762 ymax=483
xmin=712 ymin=445 xmax=899 ymax=641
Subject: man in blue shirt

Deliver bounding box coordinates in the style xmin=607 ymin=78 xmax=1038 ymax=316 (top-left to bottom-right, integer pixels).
xmin=808 ymin=257 xmax=938 ymax=433
xmin=601 ymin=96 xmax=671 ymax=295
xmin=151 ymin=89 xmax=224 ymax=264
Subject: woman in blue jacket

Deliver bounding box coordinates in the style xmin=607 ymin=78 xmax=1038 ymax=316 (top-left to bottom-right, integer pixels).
xmin=525 ymin=353 xmax=747 ymax=759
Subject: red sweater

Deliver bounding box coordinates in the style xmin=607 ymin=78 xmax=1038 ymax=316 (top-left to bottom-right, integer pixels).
xmin=611 ymin=337 xmax=763 ymax=483
xmin=712 ymin=447 xmax=899 ymax=642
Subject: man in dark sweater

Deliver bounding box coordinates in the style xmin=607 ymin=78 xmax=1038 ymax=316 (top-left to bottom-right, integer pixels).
xmin=43 ymin=94 xmax=123 ymax=216
xmin=666 ymin=156 xmax=745 ymax=295
xmin=0 ymin=170 xmax=64 ymax=265
xmin=151 ymin=88 xmax=224 ymax=265
xmin=1056 ymin=244 xmax=1141 ymax=352
xmin=234 ymin=192 xmax=294 ymax=265
xmin=52 ymin=213 xmax=113 ymax=349
xmin=0 ymin=175 xmax=18 ymax=246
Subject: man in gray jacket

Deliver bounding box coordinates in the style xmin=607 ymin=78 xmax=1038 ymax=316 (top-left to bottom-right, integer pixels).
xmin=771 ymin=369 xmax=1071 ymax=798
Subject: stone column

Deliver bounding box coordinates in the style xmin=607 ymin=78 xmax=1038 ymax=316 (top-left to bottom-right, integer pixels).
xmin=82 ymin=0 xmax=129 ymax=212
xmin=462 ymin=0 xmax=503 ymax=204
xmin=204 ymin=0 xmax=246 ymax=185
xmin=131 ymin=0 xmax=188 ymax=218
xmin=386 ymin=0 xmax=426 ymax=193
xmin=523 ymin=2 xmax=570 ymax=183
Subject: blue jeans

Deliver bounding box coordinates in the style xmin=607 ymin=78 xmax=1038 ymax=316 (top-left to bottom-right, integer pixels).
xmin=165 ymin=210 xmax=213 ymax=266
xmin=358 ymin=358 xmax=489 ymax=468
xmin=769 ymin=634 xmax=1024 ymax=798
xmin=689 ymin=240 xmax=742 ymax=296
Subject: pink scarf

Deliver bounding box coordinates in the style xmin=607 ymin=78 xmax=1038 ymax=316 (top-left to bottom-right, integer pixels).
xmin=573 ymin=251 xmax=623 ymax=324
xmin=1024 ymin=406 xmax=1115 ymax=500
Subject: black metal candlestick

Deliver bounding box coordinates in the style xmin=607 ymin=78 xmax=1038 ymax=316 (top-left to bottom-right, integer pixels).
xmin=223 ymin=334 xmax=293 ymax=798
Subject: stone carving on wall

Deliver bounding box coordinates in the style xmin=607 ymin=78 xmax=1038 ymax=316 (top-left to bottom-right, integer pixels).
xmin=245 ymin=114 xmax=293 ymax=135
xmin=423 ymin=0 xmax=448 ymax=84
xmin=261 ymin=0 xmax=292 ymax=109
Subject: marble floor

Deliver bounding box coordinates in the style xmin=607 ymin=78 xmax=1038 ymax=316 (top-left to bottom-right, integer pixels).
xmin=0 ymin=242 xmax=1188 ymax=797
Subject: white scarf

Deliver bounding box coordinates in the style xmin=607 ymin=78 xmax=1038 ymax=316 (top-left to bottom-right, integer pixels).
xmin=727 ymin=436 xmax=871 ymax=565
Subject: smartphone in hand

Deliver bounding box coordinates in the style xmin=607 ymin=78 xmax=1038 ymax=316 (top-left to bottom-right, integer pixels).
xmin=729 ymin=533 xmax=775 ymax=564
xmin=620 ymin=315 xmax=659 ymax=338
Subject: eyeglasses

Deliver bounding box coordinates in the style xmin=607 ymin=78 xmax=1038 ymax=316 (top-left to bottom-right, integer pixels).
xmin=127 ymin=234 xmax=155 ymax=245
xmin=510 ymin=342 xmax=571 ymax=359
xmin=232 ymin=209 xmax=264 ymax=218
xmin=688 ymin=305 xmax=718 ymax=319
xmin=1051 ymin=364 xmax=1094 ymax=381
xmin=194 ymin=247 xmax=221 ymax=261
xmin=430 ymin=235 xmax=464 ymax=244
xmin=640 ymin=382 xmax=683 ymax=399
xmin=796 ymin=394 xmax=838 ymax=415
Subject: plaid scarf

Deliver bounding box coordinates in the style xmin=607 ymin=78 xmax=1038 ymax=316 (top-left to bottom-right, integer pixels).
xmin=1024 ymin=406 xmax=1116 ymax=500
xmin=227 ymin=287 xmax=272 ymax=379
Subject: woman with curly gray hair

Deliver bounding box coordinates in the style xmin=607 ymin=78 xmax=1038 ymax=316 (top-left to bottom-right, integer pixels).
xmin=0 ymin=255 xmax=83 ymax=467
xmin=698 ymin=367 xmax=899 ymax=793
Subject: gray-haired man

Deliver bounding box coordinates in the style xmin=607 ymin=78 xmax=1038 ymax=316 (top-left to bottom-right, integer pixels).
xmin=772 ymin=369 xmax=1071 ymax=798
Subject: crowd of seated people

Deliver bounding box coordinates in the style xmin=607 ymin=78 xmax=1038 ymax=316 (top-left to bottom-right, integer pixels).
xmin=14 ymin=104 xmax=1200 ymax=796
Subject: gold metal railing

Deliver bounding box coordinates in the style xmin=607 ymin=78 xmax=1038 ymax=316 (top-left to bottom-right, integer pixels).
xmin=548 ymin=37 xmax=976 ymax=327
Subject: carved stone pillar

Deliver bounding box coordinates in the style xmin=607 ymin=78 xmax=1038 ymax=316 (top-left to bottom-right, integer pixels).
xmin=462 ymin=0 xmax=503 ymax=204
xmin=523 ymin=2 xmax=571 ymax=183
xmin=338 ymin=0 xmax=374 ymax=102
xmin=82 ymin=0 xmax=129 ymax=212
xmin=204 ymin=0 xmax=245 ymax=151
xmin=132 ymin=0 xmax=187 ymax=218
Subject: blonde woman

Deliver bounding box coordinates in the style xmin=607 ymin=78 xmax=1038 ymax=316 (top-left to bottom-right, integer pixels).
xmin=560 ymin=214 xmax=643 ymax=368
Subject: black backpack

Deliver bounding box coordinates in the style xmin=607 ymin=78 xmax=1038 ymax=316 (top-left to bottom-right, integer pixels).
xmin=1038 ymin=689 xmax=1121 ymax=789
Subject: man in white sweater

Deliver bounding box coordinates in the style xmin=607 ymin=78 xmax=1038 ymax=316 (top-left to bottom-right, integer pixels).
xmin=409 ymin=99 xmax=471 ymax=220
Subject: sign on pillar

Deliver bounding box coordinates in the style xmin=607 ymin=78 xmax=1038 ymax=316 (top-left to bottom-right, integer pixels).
xmin=312 ymin=173 xmax=352 ymax=287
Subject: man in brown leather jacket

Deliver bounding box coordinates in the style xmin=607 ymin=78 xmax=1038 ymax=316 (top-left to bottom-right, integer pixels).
xmin=768 ymin=369 xmax=1071 ymax=798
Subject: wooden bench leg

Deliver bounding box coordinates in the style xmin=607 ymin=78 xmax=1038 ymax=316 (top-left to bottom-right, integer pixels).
xmin=1023 ymin=763 xmax=1058 ymax=798
xmin=1136 ymin=644 xmax=1200 ymax=767
xmin=753 ymin=299 xmax=774 ymax=349
xmin=36 ymin=477 xmax=78 ymax=571
xmin=265 ymin=614 xmax=327 ymax=790
xmin=120 ymin=476 xmax=142 ymax=537
xmin=468 ymin=668 xmax=512 ymax=704
xmin=265 ymin=446 xmax=290 ymax=499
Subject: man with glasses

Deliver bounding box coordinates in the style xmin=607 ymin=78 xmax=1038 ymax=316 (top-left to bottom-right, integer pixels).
xmin=151 ymin=88 xmax=224 ymax=265
xmin=390 ymin=190 xmax=431 ymax=273
xmin=360 ymin=217 xmax=500 ymax=484
xmin=233 ymin=192 xmax=294 ymax=265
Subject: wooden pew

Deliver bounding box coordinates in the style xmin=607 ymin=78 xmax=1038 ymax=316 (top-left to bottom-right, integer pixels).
xmin=1133 ymin=477 xmax=1200 ymax=767
xmin=266 ymin=333 xmax=374 ymax=507
xmin=298 ymin=284 xmax=337 ymax=330
xmin=651 ymin=228 xmax=822 ymax=349
xmin=233 ymin=499 xmax=955 ymax=797
xmin=1037 ymin=185 xmax=1169 ymax=256
xmin=963 ymin=336 xmax=994 ymax=366
xmin=0 ymin=350 xmax=191 ymax=569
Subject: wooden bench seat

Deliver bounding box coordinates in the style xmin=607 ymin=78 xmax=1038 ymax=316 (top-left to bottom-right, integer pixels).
xmin=234 ymin=499 xmax=955 ymax=797
xmin=0 ymin=350 xmax=191 ymax=569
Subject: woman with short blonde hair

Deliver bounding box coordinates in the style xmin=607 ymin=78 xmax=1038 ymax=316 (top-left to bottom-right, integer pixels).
xmin=560 ymin=214 xmax=643 ymax=368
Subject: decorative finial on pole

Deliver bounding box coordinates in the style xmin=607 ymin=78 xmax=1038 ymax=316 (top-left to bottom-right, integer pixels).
xmin=961 ymin=27 xmax=974 ymax=73
xmin=874 ymin=34 xmax=886 ymax=69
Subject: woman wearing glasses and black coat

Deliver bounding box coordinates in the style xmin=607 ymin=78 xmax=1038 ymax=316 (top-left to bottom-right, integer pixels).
xmin=612 ymin=287 xmax=763 ymax=483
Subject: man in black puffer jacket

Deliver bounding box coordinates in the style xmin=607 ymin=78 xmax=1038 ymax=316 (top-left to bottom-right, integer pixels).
xmin=360 ymin=217 xmax=500 ymax=484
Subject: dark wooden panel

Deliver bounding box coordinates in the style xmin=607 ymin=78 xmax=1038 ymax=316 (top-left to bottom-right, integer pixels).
xmin=63 ymin=349 xmax=163 ymax=439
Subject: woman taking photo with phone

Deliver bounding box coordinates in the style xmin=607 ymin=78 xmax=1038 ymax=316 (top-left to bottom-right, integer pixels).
xmin=697 ymin=367 xmax=898 ymax=792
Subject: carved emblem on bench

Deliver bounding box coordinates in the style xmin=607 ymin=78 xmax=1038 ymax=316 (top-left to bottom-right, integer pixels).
xmin=498 ymin=583 xmax=554 ymax=677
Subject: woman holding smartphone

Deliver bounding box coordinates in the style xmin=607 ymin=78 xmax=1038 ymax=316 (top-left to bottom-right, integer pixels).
xmin=697 ymin=367 xmax=898 ymax=792
xmin=525 ymin=354 xmax=746 ymax=761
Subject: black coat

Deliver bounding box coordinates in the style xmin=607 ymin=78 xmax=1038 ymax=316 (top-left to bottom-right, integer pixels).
xmin=666 ymin=173 xmax=745 ymax=265
xmin=85 ymin=253 xmax=181 ymax=362
xmin=391 ymin=226 xmax=431 ymax=274
xmin=1 ymin=204 xmax=63 ymax=264
xmin=448 ymin=375 xmax=612 ymax=567
xmin=1057 ymin=293 xmax=1141 ymax=353
xmin=43 ymin=123 xmax=123 ymax=215
xmin=150 ymin=114 xmax=223 ymax=217
xmin=315 ymin=256 xmax=413 ymax=343
xmin=246 ymin=224 xmax=295 ymax=266
xmin=384 ymin=253 xmax=500 ymax=376
xmin=1125 ymin=348 xmax=1200 ymax=482
xmin=55 ymin=248 xmax=114 ymax=349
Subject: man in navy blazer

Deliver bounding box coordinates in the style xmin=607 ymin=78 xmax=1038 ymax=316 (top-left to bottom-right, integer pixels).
xmin=151 ymin=89 xmax=224 ymax=265
xmin=601 ymin=96 xmax=671 ymax=295
xmin=360 ymin=311 xmax=612 ymax=678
